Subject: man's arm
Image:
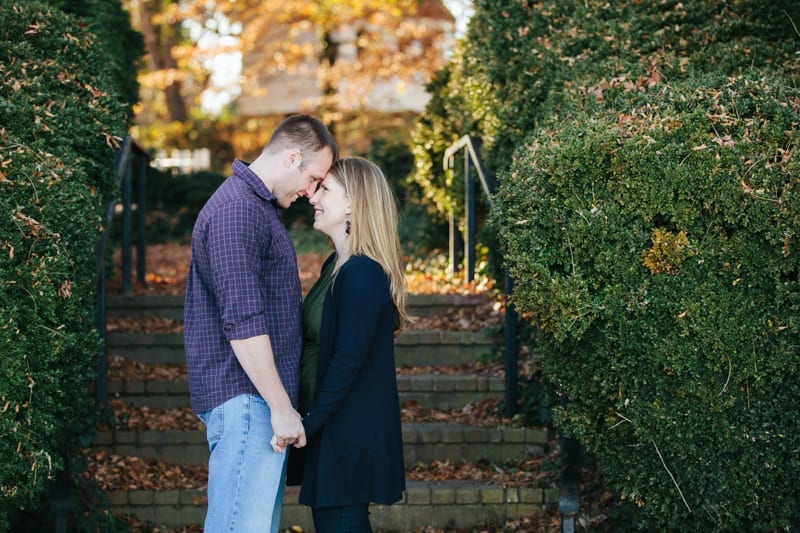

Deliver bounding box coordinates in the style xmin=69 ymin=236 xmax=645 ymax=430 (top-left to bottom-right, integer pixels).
xmin=231 ymin=335 xmax=306 ymax=451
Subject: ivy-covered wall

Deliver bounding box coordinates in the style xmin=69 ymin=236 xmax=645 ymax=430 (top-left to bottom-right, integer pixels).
xmin=412 ymin=0 xmax=800 ymax=529
xmin=0 ymin=1 xmax=141 ymax=528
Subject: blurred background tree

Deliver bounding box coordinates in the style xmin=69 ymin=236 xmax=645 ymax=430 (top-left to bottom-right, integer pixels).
xmin=127 ymin=0 xmax=461 ymax=254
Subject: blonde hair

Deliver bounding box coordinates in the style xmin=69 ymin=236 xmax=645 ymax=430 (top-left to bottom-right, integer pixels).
xmin=329 ymin=157 xmax=410 ymax=330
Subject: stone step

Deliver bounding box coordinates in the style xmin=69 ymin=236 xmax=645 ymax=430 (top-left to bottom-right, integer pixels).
xmin=398 ymin=372 xmax=504 ymax=411
xmin=106 ymin=330 xmax=496 ymax=366
xmin=91 ymin=423 xmax=548 ymax=467
xmin=105 ymin=480 xmax=558 ymax=531
xmin=104 ymin=372 xmax=504 ymax=411
xmin=107 ymin=293 xmax=491 ymax=322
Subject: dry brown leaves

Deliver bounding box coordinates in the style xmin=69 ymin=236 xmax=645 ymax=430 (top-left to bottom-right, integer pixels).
xmin=108 ymin=242 xmax=192 ymax=296
xmin=107 ymin=355 xmax=186 ymax=382
xmin=107 ymin=242 xmax=504 ymax=299
xmin=104 ymin=398 xmax=506 ymax=431
xmin=104 ymin=400 xmax=202 ymax=431
xmin=408 ymin=299 xmax=503 ymax=332
xmin=396 ymin=361 xmax=504 ymax=376
xmin=406 ymin=455 xmax=559 ymax=488
xmin=401 ymin=398 xmax=512 ymax=427
xmin=107 ymin=315 xmax=182 ymax=333
xmin=83 ymin=450 xmax=207 ymax=491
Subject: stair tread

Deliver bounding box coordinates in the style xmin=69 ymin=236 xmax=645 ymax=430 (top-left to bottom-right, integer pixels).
xmin=102 ymin=479 xmax=558 ymax=530
xmin=95 ymin=290 xmax=551 ymax=532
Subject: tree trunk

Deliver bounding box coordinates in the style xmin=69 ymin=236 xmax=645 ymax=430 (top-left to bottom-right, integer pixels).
xmin=138 ymin=0 xmax=188 ymax=123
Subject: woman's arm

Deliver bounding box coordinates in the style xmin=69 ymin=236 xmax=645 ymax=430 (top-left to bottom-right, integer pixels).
xmin=303 ymin=258 xmax=389 ymax=437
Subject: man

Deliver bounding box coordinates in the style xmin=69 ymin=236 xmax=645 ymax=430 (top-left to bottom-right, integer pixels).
xmin=184 ymin=114 xmax=338 ymax=532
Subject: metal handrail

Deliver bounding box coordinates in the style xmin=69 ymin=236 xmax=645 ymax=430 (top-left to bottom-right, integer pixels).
xmin=443 ymin=136 xmax=497 ymax=281
xmin=94 ymin=135 xmax=149 ymax=405
xmin=443 ymin=136 xmax=581 ymax=532
xmin=442 ymin=136 xmax=517 ymax=418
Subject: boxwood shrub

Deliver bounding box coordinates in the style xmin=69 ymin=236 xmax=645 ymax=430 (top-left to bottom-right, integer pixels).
xmin=411 ymin=0 xmax=800 ymax=528
xmin=412 ymin=0 xmax=800 ymax=222
xmin=0 ymin=1 xmax=137 ymax=528
xmin=493 ymin=71 xmax=799 ymax=529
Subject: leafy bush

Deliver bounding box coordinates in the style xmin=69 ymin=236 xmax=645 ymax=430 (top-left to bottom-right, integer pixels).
xmin=412 ymin=0 xmax=800 ymax=218
xmin=143 ymin=168 xmax=227 ymax=243
xmin=412 ymin=0 xmax=800 ymax=528
xmin=0 ymin=1 xmax=137 ymax=528
xmin=494 ymin=71 xmax=800 ymax=529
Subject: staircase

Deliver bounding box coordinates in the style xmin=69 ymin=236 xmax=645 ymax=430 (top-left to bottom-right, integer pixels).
xmin=93 ymin=292 xmax=557 ymax=531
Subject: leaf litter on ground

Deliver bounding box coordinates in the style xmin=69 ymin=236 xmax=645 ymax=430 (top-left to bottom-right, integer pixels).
xmin=101 ymin=243 xmax=615 ymax=531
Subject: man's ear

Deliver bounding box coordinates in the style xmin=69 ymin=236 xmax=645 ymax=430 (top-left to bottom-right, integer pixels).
xmin=285 ymin=148 xmax=302 ymax=169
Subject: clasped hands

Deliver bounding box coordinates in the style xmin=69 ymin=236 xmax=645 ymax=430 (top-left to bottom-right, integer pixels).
xmin=270 ymin=407 xmax=306 ymax=453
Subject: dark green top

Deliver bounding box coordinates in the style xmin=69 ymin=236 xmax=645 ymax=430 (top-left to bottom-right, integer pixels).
xmin=299 ymin=256 xmax=336 ymax=415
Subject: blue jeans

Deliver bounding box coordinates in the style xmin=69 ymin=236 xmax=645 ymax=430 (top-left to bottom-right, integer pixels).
xmin=198 ymin=394 xmax=288 ymax=533
xmin=311 ymin=504 xmax=372 ymax=533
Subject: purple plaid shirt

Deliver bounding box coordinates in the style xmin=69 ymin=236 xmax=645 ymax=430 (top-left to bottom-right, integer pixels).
xmin=184 ymin=159 xmax=302 ymax=414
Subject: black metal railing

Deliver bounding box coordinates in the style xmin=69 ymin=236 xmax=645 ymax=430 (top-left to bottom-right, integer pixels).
xmin=442 ymin=136 xmax=517 ymax=419
xmin=94 ymin=135 xmax=149 ymax=405
xmin=443 ymin=136 xmax=581 ymax=532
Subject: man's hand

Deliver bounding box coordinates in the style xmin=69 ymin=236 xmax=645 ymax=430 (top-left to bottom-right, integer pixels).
xmin=230 ymin=336 xmax=306 ymax=453
xmin=269 ymin=406 xmax=306 ymax=453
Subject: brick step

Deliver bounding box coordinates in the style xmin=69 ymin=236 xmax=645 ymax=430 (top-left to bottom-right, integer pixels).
xmin=105 ymin=480 xmax=558 ymax=531
xmin=106 ymin=330 xmax=496 ymax=366
xmin=107 ymin=293 xmax=491 ymax=322
xmin=91 ymin=422 xmax=548 ymax=466
xmin=104 ymin=372 xmax=504 ymax=411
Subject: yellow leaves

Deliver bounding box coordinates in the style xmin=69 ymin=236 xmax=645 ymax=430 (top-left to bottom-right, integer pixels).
xmin=641 ymin=228 xmax=691 ymax=275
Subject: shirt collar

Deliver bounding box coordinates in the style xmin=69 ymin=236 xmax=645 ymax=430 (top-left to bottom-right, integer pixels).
xmin=232 ymin=159 xmax=274 ymax=202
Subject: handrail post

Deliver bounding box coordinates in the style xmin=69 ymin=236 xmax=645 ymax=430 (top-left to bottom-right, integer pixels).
xmin=465 ymin=148 xmax=475 ymax=283
xmin=121 ymin=158 xmax=133 ymax=297
xmin=504 ymin=271 xmax=517 ymax=417
xmin=448 ymin=209 xmax=463 ymax=276
xmin=136 ymin=155 xmax=147 ymax=285
xmin=94 ymin=253 xmax=107 ymax=406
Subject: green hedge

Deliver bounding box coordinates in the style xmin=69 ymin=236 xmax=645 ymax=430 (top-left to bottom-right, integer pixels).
xmin=412 ymin=0 xmax=800 ymax=529
xmin=0 ymin=1 xmax=138 ymax=528
xmin=411 ymin=0 xmax=800 ymax=222
xmin=493 ymin=73 xmax=799 ymax=529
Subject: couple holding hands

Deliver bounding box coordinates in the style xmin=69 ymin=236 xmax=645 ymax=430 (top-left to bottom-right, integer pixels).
xmin=184 ymin=114 xmax=409 ymax=532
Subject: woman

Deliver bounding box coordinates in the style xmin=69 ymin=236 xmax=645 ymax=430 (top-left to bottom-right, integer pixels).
xmin=292 ymin=157 xmax=410 ymax=532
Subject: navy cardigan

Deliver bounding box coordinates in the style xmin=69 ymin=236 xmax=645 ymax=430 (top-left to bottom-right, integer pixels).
xmin=297 ymin=254 xmax=406 ymax=507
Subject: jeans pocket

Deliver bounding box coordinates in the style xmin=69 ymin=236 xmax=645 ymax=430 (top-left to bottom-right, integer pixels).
xmin=198 ymin=405 xmax=223 ymax=451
